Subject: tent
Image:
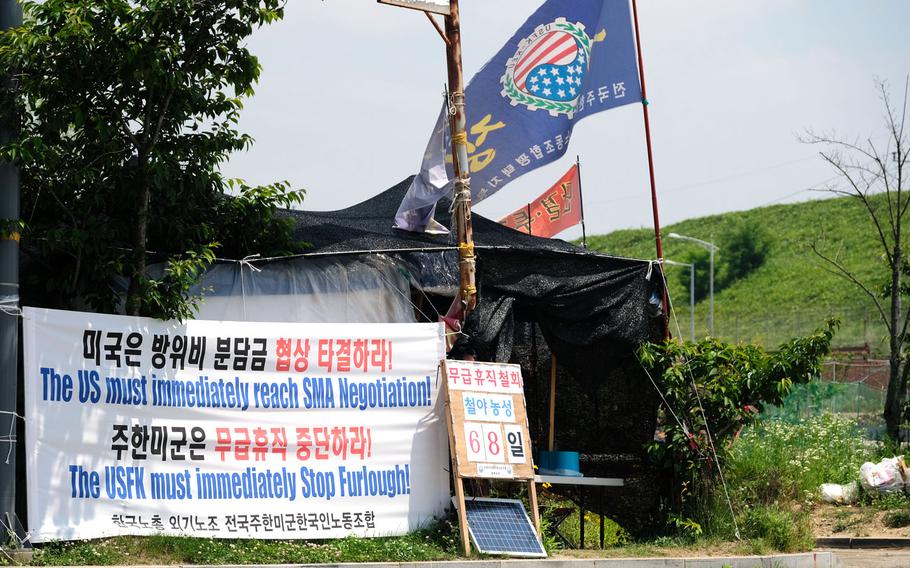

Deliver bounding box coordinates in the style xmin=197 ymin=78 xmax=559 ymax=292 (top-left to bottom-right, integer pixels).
xmin=189 ymin=176 xmax=667 ymax=533
xmin=18 ymin=176 xmax=666 ymax=532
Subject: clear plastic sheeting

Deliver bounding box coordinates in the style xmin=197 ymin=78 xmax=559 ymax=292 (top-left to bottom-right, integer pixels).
xmin=189 ymin=254 xmax=416 ymax=324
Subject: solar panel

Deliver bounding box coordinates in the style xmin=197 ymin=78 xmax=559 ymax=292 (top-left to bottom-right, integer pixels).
xmin=454 ymin=497 xmax=547 ymax=557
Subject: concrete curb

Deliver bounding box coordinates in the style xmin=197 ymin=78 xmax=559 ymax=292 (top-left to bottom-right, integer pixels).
xmin=816 ymin=536 xmax=910 ymax=549
xmin=31 ymin=554 xmax=842 ymax=568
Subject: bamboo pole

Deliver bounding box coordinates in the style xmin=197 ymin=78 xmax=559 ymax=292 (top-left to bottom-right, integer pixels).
xmin=444 ymin=0 xmax=477 ymax=318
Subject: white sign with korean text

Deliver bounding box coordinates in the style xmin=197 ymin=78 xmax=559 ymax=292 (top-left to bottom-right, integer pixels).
xmin=23 ymin=307 xmax=448 ymax=542
xmin=442 ymin=360 xmax=534 ymax=480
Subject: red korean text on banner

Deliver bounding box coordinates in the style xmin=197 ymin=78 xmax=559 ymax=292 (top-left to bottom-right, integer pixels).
xmin=498 ymin=164 xmax=581 ymax=238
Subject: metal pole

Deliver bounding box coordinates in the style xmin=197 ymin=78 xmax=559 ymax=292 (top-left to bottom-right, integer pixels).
xmin=0 ymin=0 xmax=22 ymax=540
xmin=689 ymin=263 xmax=695 ymax=341
xmin=444 ymin=0 xmax=477 ymax=318
xmin=631 ymin=0 xmax=668 ymax=339
xmin=527 ymin=202 xmax=532 ymax=236
xmin=709 ymin=236 xmax=714 ymax=336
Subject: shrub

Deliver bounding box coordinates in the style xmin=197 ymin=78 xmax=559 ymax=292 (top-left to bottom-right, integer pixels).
xmin=639 ymin=320 xmax=837 ymax=511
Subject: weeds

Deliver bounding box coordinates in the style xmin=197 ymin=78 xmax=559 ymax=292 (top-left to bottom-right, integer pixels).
xmin=739 ymin=505 xmax=814 ymax=552
xmin=883 ymin=510 xmax=910 ymax=528
xmin=726 ymin=414 xmax=869 ymax=505
xmin=30 ymin=523 xmax=459 ymax=566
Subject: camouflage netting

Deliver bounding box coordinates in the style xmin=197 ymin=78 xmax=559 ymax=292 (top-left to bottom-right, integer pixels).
xmin=19 ymin=177 xmax=667 ymax=533
xmin=287 ymin=177 xmax=667 ymax=533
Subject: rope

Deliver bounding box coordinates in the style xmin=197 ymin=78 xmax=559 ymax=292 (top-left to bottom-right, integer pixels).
xmin=636 ymin=357 xmax=691 ymax=438
xmin=0 ymin=512 xmax=31 ymax=550
xmin=657 ymin=261 xmax=742 ymax=540
xmin=238 ymin=254 xmax=263 ymax=320
xmin=0 ymin=410 xmax=23 ymax=466
xmin=451 ymin=131 xmax=468 ymax=146
xmin=0 ymin=294 xmax=20 ymax=317
xmin=364 ymin=255 xmax=437 ymax=325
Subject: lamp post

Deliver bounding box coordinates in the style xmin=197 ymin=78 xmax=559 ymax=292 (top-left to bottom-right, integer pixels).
xmin=664 ymin=259 xmax=695 ymax=341
xmin=668 ymin=232 xmax=718 ymax=336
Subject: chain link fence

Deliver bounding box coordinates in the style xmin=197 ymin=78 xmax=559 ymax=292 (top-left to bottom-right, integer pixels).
xmin=669 ymin=303 xmax=886 ymax=352
xmin=764 ymin=359 xmax=898 ymax=438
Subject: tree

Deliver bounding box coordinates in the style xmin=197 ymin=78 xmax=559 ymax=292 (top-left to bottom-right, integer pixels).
xmin=803 ymin=77 xmax=909 ymax=440
xmin=717 ymin=221 xmax=770 ymax=289
xmin=638 ymin=320 xmax=835 ymax=520
xmin=677 ymin=223 xmax=770 ymax=301
xmin=0 ymin=0 xmax=304 ymax=320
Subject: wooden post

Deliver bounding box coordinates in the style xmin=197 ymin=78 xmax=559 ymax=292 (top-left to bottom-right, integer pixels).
xmin=441 ymin=363 xmax=471 ymax=556
xmin=444 ymin=0 xmax=477 ymax=318
xmin=453 ymin=477 xmax=471 ymax=556
xmin=528 ymin=479 xmax=541 ymax=535
xmin=548 ymin=355 xmax=557 ymax=451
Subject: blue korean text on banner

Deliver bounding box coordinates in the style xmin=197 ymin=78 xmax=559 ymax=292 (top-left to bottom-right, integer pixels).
xmin=394 ymin=0 xmax=642 ymax=233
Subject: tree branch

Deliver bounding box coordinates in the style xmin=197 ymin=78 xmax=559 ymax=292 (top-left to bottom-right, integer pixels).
xmin=819 ymin=151 xmax=894 ymax=264
xmin=811 ymin=241 xmax=891 ymax=334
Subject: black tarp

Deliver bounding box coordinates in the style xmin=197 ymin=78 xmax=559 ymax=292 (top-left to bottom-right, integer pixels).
xmin=288 ymin=177 xmax=666 ymax=532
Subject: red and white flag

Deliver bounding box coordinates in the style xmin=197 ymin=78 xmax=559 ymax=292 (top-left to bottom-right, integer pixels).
xmin=499 ymin=164 xmax=582 ymax=238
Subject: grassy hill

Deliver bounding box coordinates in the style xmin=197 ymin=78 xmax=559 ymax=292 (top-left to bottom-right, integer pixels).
xmin=585 ymin=195 xmax=891 ymax=352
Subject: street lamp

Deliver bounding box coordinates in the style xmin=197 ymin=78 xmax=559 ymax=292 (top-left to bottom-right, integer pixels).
xmin=664 ymin=259 xmax=695 ymax=341
xmin=668 ymin=232 xmax=719 ymax=335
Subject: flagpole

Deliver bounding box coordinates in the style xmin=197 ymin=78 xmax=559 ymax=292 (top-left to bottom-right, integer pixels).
xmin=576 ymin=155 xmax=587 ymax=249
xmin=631 ymin=0 xmax=669 ymax=338
xmin=444 ymin=0 xmax=477 ymax=317
xmin=526 ymin=203 xmax=532 ymax=235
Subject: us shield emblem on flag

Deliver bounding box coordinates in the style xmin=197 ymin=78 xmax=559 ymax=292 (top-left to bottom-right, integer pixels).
xmin=501 ymin=18 xmax=603 ymax=118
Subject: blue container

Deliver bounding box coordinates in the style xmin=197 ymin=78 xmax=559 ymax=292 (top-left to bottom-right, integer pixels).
xmin=537 ymin=450 xmax=583 ymax=477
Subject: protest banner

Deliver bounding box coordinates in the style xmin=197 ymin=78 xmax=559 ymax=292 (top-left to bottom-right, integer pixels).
xmin=23 ymin=307 xmax=448 ymax=541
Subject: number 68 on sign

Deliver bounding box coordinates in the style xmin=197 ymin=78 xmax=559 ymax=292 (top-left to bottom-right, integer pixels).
xmin=441 ymin=360 xmax=534 ymax=480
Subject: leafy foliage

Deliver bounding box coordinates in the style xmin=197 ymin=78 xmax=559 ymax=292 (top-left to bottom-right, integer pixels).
xmin=637 ymin=319 xmax=837 ymax=509
xmin=0 ymin=0 xmax=304 ymax=319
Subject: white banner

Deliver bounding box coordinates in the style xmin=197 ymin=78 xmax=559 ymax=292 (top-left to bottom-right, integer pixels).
xmin=24 ymin=307 xmax=448 ymax=542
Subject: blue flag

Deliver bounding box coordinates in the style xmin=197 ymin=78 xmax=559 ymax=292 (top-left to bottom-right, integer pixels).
xmin=394 ymin=0 xmax=642 ymax=233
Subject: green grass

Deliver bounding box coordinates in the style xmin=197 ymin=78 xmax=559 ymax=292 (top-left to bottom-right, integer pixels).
xmin=585 ymin=194 xmax=890 ymax=350
xmin=27 ymin=523 xmax=460 ymax=566
xmin=726 ymin=414 xmax=871 ymax=506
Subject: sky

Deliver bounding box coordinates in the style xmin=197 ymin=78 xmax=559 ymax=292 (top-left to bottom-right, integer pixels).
xmin=221 ymin=0 xmax=910 ymax=242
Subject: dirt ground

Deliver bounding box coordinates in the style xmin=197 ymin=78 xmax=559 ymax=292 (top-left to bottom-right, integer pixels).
xmin=812 ymin=503 xmax=910 ymax=537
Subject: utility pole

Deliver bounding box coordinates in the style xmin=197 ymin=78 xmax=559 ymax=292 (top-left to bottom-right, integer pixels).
xmin=444 ymin=0 xmax=477 ymax=317
xmin=0 ymin=0 xmax=22 ymax=540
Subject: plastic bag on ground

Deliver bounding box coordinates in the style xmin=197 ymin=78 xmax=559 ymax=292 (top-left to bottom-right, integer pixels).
xmin=820 ymin=481 xmax=859 ymax=504
xmin=859 ymin=456 xmax=908 ymax=494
